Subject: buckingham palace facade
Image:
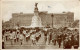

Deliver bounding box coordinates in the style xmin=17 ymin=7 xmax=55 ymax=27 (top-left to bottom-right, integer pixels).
xmin=3 ymin=11 xmax=74 ymax=29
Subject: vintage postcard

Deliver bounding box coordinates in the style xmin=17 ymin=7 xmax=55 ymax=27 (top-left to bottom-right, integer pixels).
xmin=0 ymin=0 xmax=80 ymax=50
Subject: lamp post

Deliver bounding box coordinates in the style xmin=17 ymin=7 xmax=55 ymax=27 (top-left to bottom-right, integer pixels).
xmin=51 ymin=14 xmax=54 ymax=28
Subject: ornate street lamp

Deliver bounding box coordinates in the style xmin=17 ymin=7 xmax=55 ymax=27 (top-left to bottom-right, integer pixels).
xmin=51 ymin=14 xmax=54 ymax=28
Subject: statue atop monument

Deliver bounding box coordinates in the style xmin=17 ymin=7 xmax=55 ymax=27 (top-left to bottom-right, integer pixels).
xmin=34 ymin=3 xmax=38 ymax=12
xmin=35 ymin=3 xmax=38 ymax=7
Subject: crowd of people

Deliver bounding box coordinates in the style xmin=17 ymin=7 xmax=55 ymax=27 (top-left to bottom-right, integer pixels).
xmin=2 ymin=27 xmax=79 ymax=49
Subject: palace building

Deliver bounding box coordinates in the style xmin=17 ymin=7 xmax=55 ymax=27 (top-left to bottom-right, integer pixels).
xmin=3 ymin=11 xmax=74 ymax=29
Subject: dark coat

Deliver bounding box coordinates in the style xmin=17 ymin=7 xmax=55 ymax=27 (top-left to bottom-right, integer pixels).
xmin=64 ymin=39 xmax=72 ymax=49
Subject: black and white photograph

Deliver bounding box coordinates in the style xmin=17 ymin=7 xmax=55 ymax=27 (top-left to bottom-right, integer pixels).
xmin=1 ymin=0 xmax=80 ymax=49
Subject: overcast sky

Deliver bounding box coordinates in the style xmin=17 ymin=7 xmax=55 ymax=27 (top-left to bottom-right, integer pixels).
xmin=1 ymin=0 xmax=80 ymax=22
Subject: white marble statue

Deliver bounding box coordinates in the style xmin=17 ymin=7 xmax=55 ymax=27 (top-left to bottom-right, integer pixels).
xmin=30 ymin=3 xmax=43 ymax=27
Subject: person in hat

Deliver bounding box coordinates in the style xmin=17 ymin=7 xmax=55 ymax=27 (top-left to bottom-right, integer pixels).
xmin=35 ymin=31 xmax=41 ymax=42
xmin=16 ymin=32 xmax=20 ymax=42
xmin=19 ymin=33 xmax=24 ymax=45
xmin=9 ymin=31 xmax=14 ymax=45
xmin=57 ymin=32 xmax=62 ymax=48
xmin=44 ymin=31 xmax=47 ymax=43
xmin=30 ymin=32 xmax=36 ymax=45
xmin=23 ymin=30 xmax=26 ymax=38
xmin=64 ymin=37 xmax=68 ymax=49
xmin=26 ymin=32 xmax=30 ymax=42
xmin=73 ymin=34 xmax=79 ymax=49
xmin=64 ymin=36 xmax=72 ymax=49
xmin=52 ymin=31 xmax=57 ymax=45
xmin=2 ymin=35 xmax=5 ymax=49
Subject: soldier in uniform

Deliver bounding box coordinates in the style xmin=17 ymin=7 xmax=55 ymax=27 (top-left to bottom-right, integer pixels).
xmin=71 ymin=32 xmax=74 ymax=47
xmin=10 ymin=31 xmax=14 ymax=45
xmin=19 ymin=33 xmax=24 ymax=45
xmin=5 ymin=31 xmax=8 ymax=41
xmin=47 ymin=31 xmax=50 ymax=45
xmin=52 ymin=31 xmax=57 ymax=45
xmin=30 ymin=32 xmax=36 ymax=45
xmin=35 ymin=31 xmax=41 ymax=42
xmin=23 ymin=30 xmax=26 ymax=38
xmin=44 ymin=31 xmax=47 ymax=43
xmin=2 ymin=35 xmax=5 ymax=49
xmin=13 ymin=31 xmax=17 ymax=43
xmin=16 ymin=32 xmax=19 ymax=42
xmin=49 ymin=31 xmax=52 ymax=44
xmin=62 ymin=33 xmax=67 ymax=48
xmin=12 ymin=31 xmax=16 ymax=44
xmin=64 ymin=36 xmax=72 ymax=49
xmin=57 ymin=32 xmax=62 ymax=48
xmin=73 ymin=34 xmax=79 ymax=49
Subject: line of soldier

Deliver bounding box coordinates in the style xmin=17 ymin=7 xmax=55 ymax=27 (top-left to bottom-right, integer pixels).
xmin=2 ymin=28 xmax=42 ymax=49
xmin=42 ymin=27 xmax=79 ymax=49
xmin=2 ymin=27 xmax=79 ymax=49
